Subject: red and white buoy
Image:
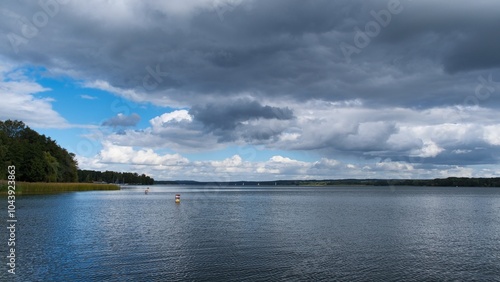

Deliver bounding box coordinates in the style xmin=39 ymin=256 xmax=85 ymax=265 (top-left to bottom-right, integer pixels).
xmin=175 ymin=194 xmax=180 ymax=203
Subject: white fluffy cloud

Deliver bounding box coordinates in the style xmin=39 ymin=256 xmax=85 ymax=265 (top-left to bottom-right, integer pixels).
xmin=79 ymin=144 xmax=500 ymax=181
xmin=0 ymin=66 xmax=69 ymax=128
xmin=483 ymin=125 xmax=500 ymax=146
xmin=99 ymin=141 xmax=189 ymax=167
xmin=94 ymin=100 xmax=500 ymax=169
xmin=150 ymin=110 xmax=193 ymax=128
xmin=74 ymin=104 xmax=500 ymax=180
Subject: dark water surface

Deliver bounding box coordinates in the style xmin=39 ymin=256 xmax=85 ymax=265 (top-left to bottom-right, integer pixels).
xmin=2 ymin=185 xmax=500 ymax=281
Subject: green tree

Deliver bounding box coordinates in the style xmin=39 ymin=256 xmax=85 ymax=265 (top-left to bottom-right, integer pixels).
xmin=0 ymin=119 xmax=79 ymax=182
xmin=22 ymin=145 xmax=47 ymax=182
xmin=44 ymin=152 xmax=59 ymax=182
xmin=0 ymin=120 xmax=26 ymax=138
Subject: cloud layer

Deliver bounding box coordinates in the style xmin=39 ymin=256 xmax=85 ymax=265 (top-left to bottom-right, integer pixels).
xmin=2 ymin=0 xmax=500 ymax=106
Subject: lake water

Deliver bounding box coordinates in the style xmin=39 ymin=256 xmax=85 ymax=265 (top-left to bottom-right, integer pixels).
xmin=2 ymin=185 xmax=500 ymax=281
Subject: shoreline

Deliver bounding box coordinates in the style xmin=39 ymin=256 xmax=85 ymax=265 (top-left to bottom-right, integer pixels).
xmin=154 ymin=177 xmax=500 ymax=187
xmin=0 ymin=181 xmax=120 ymax=195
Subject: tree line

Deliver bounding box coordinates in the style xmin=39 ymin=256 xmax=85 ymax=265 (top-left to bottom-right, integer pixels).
xmin=0 ymin=120 xmax=78 ymax=182
xmin=156 ymin=178 xmax=500 ymax=187
xmin=0 ymin=120 xmax=154 ymax=185
xmin=78 ymin=170 xmax=154 ymax=185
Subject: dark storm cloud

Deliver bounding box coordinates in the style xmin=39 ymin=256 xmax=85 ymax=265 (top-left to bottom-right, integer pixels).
xmin=362 ymin=1 xmax=500 ymax=74
xmin=190 ymin=99 xmax=293 ymax=130
xmin=444 ymin=35 xmax=500 ymax=74
xmin=1 ymin=0 xmax=498 ymax=109
xmin=102 ymin=113 xmax=140 ymax=127
xmin=188 ymin=98 xmax=293 ymax=141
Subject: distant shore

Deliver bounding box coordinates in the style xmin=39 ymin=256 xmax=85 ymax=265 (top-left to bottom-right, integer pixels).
xmin=155 ymin=177 xmax=500 ymax=187
xmin=0 ymin=181 xmax=120 ymax=195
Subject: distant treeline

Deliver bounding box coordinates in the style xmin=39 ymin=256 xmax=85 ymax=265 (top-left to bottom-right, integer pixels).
xmin=0 ymin=120 xmax=78 ymax=182
xmin=370 ymin=177 xmax=500 ymax=187
xmin=156 ymin=177 xmax=500 ymax=187
xmin=78 ymin=169 xmax=154 ymax=185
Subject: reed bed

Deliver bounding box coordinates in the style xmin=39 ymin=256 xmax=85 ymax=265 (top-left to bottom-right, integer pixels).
xmin=0 ymin=181 xmax=120 ymax=195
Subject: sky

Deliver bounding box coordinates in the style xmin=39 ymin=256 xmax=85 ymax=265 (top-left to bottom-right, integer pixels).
xmin=1 ymin=0 xmax=500 ymax=181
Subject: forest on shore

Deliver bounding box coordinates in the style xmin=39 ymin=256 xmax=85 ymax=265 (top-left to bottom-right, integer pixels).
xmin=0 ymin=120 xmax=78 ymax=182
xmin=156 ymin=177 xmax=500 ymax=187
xmin=78 ymin=170 xmax=154 ymax=185
xmin=0 ymin=120 xmax=153 ymax=185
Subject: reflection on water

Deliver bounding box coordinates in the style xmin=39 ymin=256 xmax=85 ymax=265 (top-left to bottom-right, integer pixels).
xmin=2 ymin=186 xmax=500 ymax=281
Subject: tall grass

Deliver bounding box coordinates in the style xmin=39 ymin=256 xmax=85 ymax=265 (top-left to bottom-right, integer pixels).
xmin=0 ymin=181 xmax=120 ymax=195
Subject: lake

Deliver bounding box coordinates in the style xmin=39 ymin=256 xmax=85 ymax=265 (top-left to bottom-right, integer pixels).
xmin=2 ymin=185 xmax=500 ymax=281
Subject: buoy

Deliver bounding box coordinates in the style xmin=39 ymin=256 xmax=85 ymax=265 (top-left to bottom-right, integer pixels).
xmin=175 ymin=194 xmax=180 ymax=203
xmin=145 ymin=187 xmax=149 ymax=194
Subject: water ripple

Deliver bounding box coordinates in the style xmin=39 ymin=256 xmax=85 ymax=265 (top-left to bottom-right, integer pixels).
xmin=3 ymin=186 xmax=500 ymax=281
